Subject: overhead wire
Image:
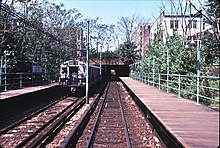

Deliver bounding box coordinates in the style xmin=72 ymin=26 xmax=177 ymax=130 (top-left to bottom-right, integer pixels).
xmin=0 ymin=3 xmax=75 ymax=48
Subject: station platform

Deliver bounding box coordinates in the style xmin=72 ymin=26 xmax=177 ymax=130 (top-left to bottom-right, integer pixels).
xmin=120 ymin=77 xmax=219 ymax=148
xmin=0 ymin=83 xmax=58 ymax=100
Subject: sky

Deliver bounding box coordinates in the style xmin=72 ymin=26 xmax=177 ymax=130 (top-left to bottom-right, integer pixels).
xmin=45 ymin=0 xmax=204 ymax=50
xmin=3 ymin=0 xmax=204 ymax=25
xmin=46 ymin=0 xmax=204 ymax=25
xmin=47 ymin=0 xmax=167 ymax=25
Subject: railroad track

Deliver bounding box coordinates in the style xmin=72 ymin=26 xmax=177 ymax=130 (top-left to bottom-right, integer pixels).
xmin=73 ymin=80 xmax=164 ymax=147
xmin=59 ymin=81 xmax=133 ymax=147
xmin=0 ymin=96 xmax=86 ymax=147
xmin=0 ymin=81 xmax=165 ymax=147
xmin=87 ymin=81 xmax=131 ymax=147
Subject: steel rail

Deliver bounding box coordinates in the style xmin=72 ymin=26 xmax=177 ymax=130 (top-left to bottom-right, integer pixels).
xmin=60 ymin=82 xmax=108 ymax=148
xmin=26 ymin=97 xmax=86 ymax=148
xmin=116 ymin=82 xmax=132 ymax=148
xmin=85 ymin=82 xmax=111 ymax=148
xmin=86 ymin=81 xmax=132 ymax=147
xmin=14 ymin=97 xmax=82 ymax=147
xmin=0 ymin=95 xmax=67 ymax=135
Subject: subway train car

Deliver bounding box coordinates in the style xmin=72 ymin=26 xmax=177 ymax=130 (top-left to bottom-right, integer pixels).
xmin=59 ymin=60 xmax=100 ymax=94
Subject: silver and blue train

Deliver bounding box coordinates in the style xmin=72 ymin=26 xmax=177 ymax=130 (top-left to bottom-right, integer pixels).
xmin=59 ymin=60 xmax=100 ymax=93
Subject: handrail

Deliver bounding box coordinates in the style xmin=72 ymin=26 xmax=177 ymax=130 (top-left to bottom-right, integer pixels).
xmin=130 ymin=71 xmax=219 ymax=106
xmin=0 ymin=72 xmax=57 ymax=91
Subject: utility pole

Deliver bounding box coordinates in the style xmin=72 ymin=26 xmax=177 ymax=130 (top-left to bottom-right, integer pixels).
xmin=86 ymin=20 xmax=90 ymax=104
xmin=196 ymin=13 xmax=202 ymax=105
xmin=167 ymin=47 xmax=169 ymax=93
xmin=0 ymin=57 xmax=2 ymax=91
xmin=100 ymin=44 xmax=102 ymax=82
xmin=4 ymin=50 xmax=7 ymax=91
xmin=4 ymin=51 xmax=6 ymax=91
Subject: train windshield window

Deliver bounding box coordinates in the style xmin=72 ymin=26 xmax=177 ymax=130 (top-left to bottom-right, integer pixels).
xmin=69 ymin=67 xmax=78 ymax=73
xmin=62 ymin=67 xmax=67 ymax=73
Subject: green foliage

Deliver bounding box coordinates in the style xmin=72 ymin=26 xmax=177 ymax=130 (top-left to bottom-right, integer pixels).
xmin=138 ymin=35 xmax=197 ymax=75
xmin=1 ymin=1 xmax=83 ymax=80
xmin=135 ymin=30 xmax=219 ymax=106
xmin=1 ymin=0 xmax=118 ymax=84
xmin=202 ymin=31 xmax=220 ymax=70
xmin=205 ymin=0 xmax=220 ymax=18
xmin=115 ymin=42 xmax=139 ymax=64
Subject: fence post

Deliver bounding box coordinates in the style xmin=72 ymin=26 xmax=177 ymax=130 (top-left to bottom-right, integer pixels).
xmin=134 ymin=72 xmax=136 ymax=79
xmin=134 ymin=71 xmax=136 ymax=80
xmin=153 ymin=57 xmax=155 ymax=87
xmin=148 ymin=72 xmax=149 ymax=85
xmin=166 ymin=74 xmax=169 ymax=93
xmin=138 ymin=72 xmax=140 ymax=81
xmin=159 ymin=73 xmax=161 ymax=90
xmin=153 ymin=73 xmax=155 ymax=87
xmin=0 ymin=58 xmax=2 ymax=91
xmin=141 ymin=72 xmax=143 ymax=82
xmin=178 ymin=74 xmax=181 ymax=98
xmin=4 ymin=51 xmax=7 ymax=91
xmin=144 ymin=73 xmax=146 ymax=84
xmin=196 ymin=75 xmax=200 ymax=104
xmin=4 ymin=73 xmax=7 ymax=91
xmin=20 ymin=73 xmax=22 ymax=89
xmin=135 ymin=72 xmax=137 ymax=80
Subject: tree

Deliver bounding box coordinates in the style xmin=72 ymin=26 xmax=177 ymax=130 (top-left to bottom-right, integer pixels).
xmin=116 ymin=42 xmax=138 ymax=65
xmin=140 ymin=34 xmax=197 ymax=75
xmin=1 ymin=0 xmax=83 ymax=79
xmin=117 ymin=14 xmax=139 ymax=44
xmin=205 ymin=0 xmax=220 ymax=34
xmin=115 ymin=15 xmax=140 ymax=64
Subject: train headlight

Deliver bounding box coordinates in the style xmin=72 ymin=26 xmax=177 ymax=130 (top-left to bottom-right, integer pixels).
xmin=71 ymin=87 xmax=76 ymax=93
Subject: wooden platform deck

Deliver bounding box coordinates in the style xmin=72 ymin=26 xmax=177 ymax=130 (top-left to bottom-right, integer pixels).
xmin=120 ymin=77 xmax=219 ymax=148
xmin=0 ymin=83 xmax=58 ymax=100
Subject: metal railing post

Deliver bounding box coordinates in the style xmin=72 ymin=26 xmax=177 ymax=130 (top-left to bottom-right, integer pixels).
xmin=153 ymin=56 xmax=155 ymax=87
xmin=139 ymin=72 xmax=140 ymax=81
xmin=0 ymin=58 xmax=2 ymax=91
xmin=196 ymin=75 xmax=200 ymax=104
xmin=4 ymin=51 xmax=7 ymax=91
xmin=166 ymin=74 xmax=169 ymax=93
xmin=4 ymin=74 xmax=6 ymax=91
xmin=148 ymin=72 xmax=149 ymax=85
xmin=153 ymin=73 xmax=155 ymax=87
xmin=196 ymin=39 xmax=201 ymax=105
xmin=141 ymin=72 xmax=142 ymax=82
xmin=20 ymin=73 xmax=22 ymax=88
xmin=159 ymin=73 xmax=161 ymax=90
xmin=178 ymin=74 xmax=181 ymax=98
xmin=144 ymin=73 xmax=146 ymax=84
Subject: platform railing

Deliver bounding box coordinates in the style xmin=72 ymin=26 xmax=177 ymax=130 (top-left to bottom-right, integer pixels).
xmin=0 ymin=72 xmax=56 ymax=91
xmin=130 ymin=71 xmax=219 ymax=106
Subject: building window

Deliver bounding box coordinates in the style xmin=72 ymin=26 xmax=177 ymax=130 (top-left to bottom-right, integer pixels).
xmin=175 ymin=20 xmax=179 ymax=29
xmin=193 ymin=20 xmax=197 ymax=28
xmin=170 ymin=20 xmax=174 ymax=29
xmin=170 ymin=20 xmax=178 ymax=29
xmin=188 ymin=20 xmax=192 ymax=28
xmin=188 ymin=20 xmax=197 ymax=29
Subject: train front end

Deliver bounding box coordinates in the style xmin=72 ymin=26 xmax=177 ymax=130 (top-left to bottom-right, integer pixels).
xmin=59 ymin=60 xmax=86 ymax=93
xmin=68 ymin=60 xmax=86 ymax=93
